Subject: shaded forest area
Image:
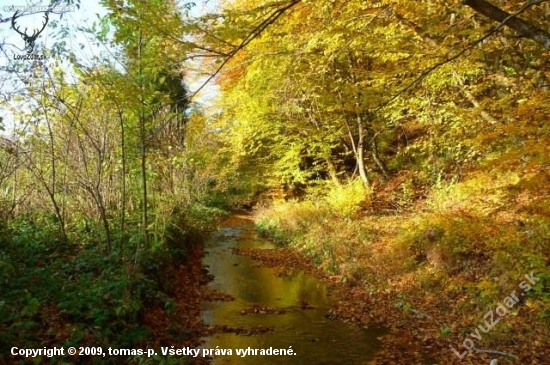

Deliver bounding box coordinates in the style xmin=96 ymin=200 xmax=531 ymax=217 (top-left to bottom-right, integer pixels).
xmin=0 ymin=0 xmax=549 ymax=364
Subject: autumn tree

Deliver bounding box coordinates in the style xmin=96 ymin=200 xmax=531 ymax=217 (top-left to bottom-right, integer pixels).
xmin=206 ymin=0 xmax=548 ymax=199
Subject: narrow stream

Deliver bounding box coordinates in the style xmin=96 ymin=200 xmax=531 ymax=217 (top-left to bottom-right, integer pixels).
xmin=201 ymin=213 xmax=385 ymax=364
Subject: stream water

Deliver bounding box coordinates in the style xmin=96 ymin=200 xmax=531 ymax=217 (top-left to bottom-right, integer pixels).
xmin=200 ymin=213 xmax=385 ymax=364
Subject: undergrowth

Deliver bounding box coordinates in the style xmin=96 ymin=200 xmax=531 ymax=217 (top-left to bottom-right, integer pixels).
xmin=0 ymin=203 xmax=226 ymax=364
xmin=255 ymin=172 xmax=550 ymax=343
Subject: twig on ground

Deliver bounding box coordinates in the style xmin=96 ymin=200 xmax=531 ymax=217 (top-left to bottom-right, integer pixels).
xmin=473 ymin=347 xmax=517 ymax=359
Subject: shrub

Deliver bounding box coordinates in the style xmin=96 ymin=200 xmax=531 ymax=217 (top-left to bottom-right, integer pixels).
xmin=324 ymin=179 xmax=371 ymax=218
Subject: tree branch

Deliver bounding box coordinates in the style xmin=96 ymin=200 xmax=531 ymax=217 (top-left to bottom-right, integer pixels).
xmin=473 ymin=347 xmax=517 ymax=359
xmin=463 ymin=0 xmax=550 ymax=50
xmin=185 ymin=0 xmax=302 ymax=102
xmin=373 ymin=0 xmax=545 ymax=114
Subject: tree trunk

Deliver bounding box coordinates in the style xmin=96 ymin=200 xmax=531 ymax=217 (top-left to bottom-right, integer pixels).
xmin=44 ymin=111 xmax=68 ymax=243
xmin=137 ymin=28 xmax=149 ymax=267
xmin=117 ymin=108 xmax=127 ymax=255
xmin=96 ymin=188 xmax=112 ymax=252
xmin=356 ymin=115 xmax=370 ymax=187
xmin=371 ymin=136 xmax=390 ymax=180
xmin=325 ymin=158 xmax=341 ymax=186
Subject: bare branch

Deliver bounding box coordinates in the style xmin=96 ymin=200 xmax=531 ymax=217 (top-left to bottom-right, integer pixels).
xmin=473 ymin=347 xmax=517 ymax=358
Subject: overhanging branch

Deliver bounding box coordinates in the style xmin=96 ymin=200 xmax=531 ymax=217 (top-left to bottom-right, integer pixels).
xmin=372 ymin=0 xmax=545 ymax=114
xmin=185 ymin=0 xmax=302 ymax=102
xmin=463 ymin=0 xmax=550 ymax=50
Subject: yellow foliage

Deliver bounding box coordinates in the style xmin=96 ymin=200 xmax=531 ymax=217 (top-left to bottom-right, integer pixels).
xmin=324 ymin=179 xmax=371 ymax=219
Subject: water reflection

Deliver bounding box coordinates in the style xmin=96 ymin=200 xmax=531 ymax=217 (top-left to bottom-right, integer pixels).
xmin=201 ymin=215 xmax=384 ymax=365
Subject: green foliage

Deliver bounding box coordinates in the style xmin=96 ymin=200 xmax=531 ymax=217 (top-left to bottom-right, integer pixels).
xmin=0 ymin=223 xmax=134 ymax=356
xmin=256 ymin=218 xmax=291 ymax=245
xmin=0 ymin=0 xmax=228 ymax=352
xmin=0 ymin=199 xmax=222 ymax=363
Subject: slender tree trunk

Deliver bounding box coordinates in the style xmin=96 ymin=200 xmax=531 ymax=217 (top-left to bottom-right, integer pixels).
xmin=136 ymin=28 xmax=148 ymax=267
xmin=11 ymin=167 xmax=17 ymax=219
xmin=96 ymin=189 xmax=112 ymax=251
xmin=117 ymin=108 xmax=126 ymax=254
xmin=344 ymin=115 xmax=369 ymax=187
xmin=98 ymin=124 xmax=111 ymax=251
xmin=44 ymin=112 xmax=68 ymax=243
xmin=371 ymin=136 xmax=390 ymax=180
xmin=356 ymin=115 xmax=370 ymax=187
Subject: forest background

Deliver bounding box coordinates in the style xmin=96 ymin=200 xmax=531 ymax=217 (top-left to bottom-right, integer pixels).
xmin=0 ymin=0 xmax=549 ymax=363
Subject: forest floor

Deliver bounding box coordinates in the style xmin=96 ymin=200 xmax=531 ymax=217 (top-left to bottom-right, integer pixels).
xmin=143 ymin=241 xmax=207 ymax=355
xmin=231 ymin=233 xmax=549 ymax=365
xmin=251 ymin=174 xmax=550 ymax=365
